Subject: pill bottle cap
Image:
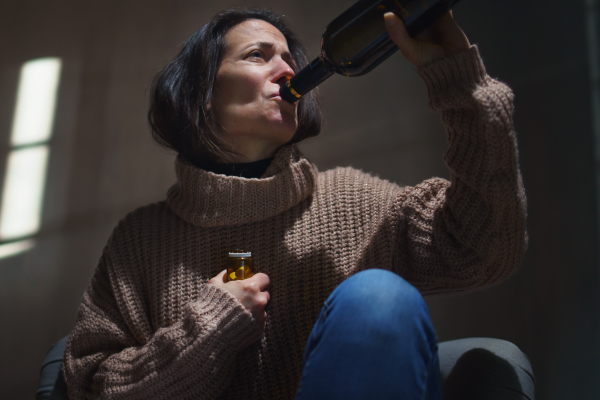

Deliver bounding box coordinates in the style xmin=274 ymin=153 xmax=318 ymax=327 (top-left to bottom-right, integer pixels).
xmin=229 ymin=250 xmax=251 ymax=258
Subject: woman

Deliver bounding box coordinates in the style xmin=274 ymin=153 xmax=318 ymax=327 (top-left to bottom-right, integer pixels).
xmin=63 ymin=6 xmax=532 ymax=400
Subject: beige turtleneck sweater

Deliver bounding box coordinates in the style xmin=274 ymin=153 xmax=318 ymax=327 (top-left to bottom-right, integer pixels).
xmin=64 ymin=46 xmax=527 ymax=400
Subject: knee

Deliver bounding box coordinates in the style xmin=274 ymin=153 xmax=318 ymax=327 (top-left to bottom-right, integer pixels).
xmin=329 ymin=269 xmax=431 ymax=329
xmin=336 ymin=269 xmax=422 ymax=304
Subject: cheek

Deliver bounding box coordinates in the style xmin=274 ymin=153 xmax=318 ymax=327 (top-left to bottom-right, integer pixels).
xmin=215 ymin=70 xmax=264 ymax=107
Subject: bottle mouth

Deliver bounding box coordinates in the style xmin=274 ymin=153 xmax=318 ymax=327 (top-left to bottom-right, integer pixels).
xmin=280 ymin=80 xmax=302 ymax=103
xmin=278 ymin=56 xmax=334 ymax=103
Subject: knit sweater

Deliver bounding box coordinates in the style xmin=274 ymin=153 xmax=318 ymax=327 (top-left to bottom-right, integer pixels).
xmin=64 ymin=46 xmax=527 ymax=400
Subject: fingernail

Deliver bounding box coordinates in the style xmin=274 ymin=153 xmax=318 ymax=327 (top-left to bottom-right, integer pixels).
xmin=384 ymin=12 xmax=396 ymax=26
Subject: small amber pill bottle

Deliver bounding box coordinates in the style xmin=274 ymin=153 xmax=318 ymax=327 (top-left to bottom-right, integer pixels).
xmin=227 ymin=250 xmax=253 ymax=282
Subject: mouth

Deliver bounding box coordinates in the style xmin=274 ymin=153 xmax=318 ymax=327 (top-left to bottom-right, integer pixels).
xmin=270 ymin=92 xmax=296 ymax=107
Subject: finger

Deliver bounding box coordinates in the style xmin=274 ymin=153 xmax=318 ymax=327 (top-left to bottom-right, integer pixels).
xmin=255 ymin=311 xmax=266 ymax=329
xmin=440 ymin=10 xmax=453 ymax=21
xmin=208 ymin=270 xmax=227 ymax=285
xmin=260 ymin=291 xmax=271 ymax=306
xmin=384 ymin=12 xmax=416 ymax=55
xmin=249 ymin=272 xmax=270 ymax=291
xmin=430 ymin=11 xmax=456 ymax=35
xmin=252 ymin=312 xmax=266 ymax=329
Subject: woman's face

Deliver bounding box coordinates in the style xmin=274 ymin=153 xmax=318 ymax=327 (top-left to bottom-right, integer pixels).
xmin=211 ymin=19 xmax=298 ymax=162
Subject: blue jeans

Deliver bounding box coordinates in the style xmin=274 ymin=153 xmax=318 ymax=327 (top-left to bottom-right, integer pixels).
xmin=295 ymin=269 xmax=442 ymax=400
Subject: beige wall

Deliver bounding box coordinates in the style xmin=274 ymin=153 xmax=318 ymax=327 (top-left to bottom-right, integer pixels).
xmin=1 ymin=0 xmax=598 ymax=399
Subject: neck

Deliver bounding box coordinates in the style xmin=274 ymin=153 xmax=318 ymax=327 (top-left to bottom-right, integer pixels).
xmin=216 ymin=133 xmax=287 ymax=163
xmin=219 ymin=147 xmax=278 ymax=163
xmin=197 ymin=156 xmax=275 ymax=179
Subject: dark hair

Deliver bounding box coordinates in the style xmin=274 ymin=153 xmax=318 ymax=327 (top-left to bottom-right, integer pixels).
xmin=148 ymin=7 xmax=324 ymax=163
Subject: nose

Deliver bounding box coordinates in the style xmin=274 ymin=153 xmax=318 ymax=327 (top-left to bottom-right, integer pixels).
xmin=272 ymin=57 xmax=295 ymax=86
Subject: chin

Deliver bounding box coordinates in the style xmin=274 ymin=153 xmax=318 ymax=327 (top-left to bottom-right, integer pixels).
xmin=267 ymin=118 xmax=297 ymax=141
xmin=278 ymin=125 xmax=298 ymax=144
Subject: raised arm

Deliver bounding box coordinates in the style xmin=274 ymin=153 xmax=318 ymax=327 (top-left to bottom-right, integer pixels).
xmin=384 ymin=12 xmax=527 ymax=294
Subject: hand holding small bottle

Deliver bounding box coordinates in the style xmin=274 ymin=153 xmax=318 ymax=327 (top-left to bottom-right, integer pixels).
xmin=208 ymin=270 xmax=271 ymax=329
xmin=384 ymin=11 xmax=470 ymax=68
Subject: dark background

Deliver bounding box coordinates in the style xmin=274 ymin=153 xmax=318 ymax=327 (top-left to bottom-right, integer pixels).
xmin=1 ymin=0 xmax=599 ymax=398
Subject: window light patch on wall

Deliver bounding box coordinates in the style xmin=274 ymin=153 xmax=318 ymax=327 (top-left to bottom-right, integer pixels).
xmin=0 ymin=146 xmax=50 ymax=240
xmin=0 ymin=57 xmax=62 ymax=256
xmin=10 ymin=58 xmax=62 ymax=146
xmin=0 ymin=239 xmax=36 ymax=259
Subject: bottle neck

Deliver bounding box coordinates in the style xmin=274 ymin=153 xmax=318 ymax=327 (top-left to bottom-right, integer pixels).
xmin=279 ymin=56 xmax=334 ymax=103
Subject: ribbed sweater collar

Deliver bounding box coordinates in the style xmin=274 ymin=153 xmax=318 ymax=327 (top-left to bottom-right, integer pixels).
xmin=166 ymin=144 xmax=318 ymax=227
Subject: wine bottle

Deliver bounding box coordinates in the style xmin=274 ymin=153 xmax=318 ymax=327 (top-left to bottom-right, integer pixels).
xmin=280 ymin=0 xmax=463 ymax=103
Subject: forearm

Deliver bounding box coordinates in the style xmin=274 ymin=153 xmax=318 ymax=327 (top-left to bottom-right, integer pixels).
xmin=64 ymin=282 xmax=261 ymax=399
xmin=397 ymin=46 xmax=526 ymax=293
xmin=418 ymin=45 xmax=519 ymax=186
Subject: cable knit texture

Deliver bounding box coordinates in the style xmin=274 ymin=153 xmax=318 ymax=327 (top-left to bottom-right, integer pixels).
xmin=64 ymin=46 xmax=527 ymax=400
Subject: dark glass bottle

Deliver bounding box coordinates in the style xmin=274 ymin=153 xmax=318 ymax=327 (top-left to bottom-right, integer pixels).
xmin=280 ymin=0 xmax=462 ymax=103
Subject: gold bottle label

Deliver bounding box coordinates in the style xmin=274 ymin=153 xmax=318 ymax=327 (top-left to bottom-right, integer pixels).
xmin=286 ymin=80 xmax=302 ymax=98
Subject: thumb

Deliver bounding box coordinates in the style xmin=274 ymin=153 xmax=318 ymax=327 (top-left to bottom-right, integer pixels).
xmin=384 ymin=12 xmax=416 ymax=58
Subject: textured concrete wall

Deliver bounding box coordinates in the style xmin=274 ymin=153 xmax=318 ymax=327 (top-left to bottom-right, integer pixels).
xmin=0 ymin=0 xmax=598 ymax=398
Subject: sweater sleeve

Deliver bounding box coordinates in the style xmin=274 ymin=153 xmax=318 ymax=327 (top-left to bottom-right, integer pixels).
xmin=63 ymin=237 xmax=262 ymax=399
xmin=391 ymin=45 xmax=527 ymax=295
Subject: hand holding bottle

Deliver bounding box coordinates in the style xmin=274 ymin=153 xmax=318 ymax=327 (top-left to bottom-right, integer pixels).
xmin=208 ymin=270 xmax=271 ymax=328
xmin=384 ymin=11 xmax=470 ymax=68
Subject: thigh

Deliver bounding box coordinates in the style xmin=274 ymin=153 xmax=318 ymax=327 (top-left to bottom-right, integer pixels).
xmin=438 ymin=338 xmax=535 ymax=400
